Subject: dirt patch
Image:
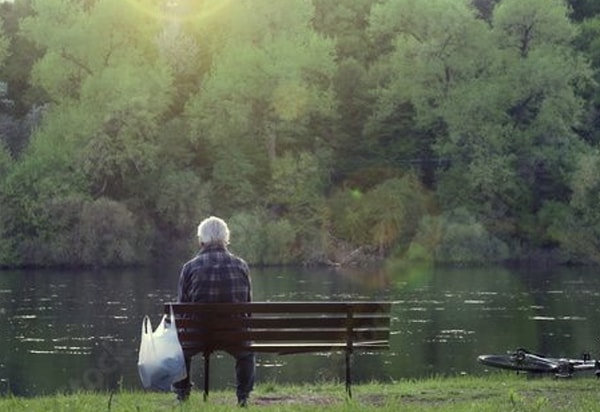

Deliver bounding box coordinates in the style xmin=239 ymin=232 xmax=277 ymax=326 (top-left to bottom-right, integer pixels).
xmin=252 ymin=394 xmax=339 ymax=406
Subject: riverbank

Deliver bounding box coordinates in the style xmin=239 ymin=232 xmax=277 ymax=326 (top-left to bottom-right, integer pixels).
xmin=2 ymin=373 xmax=600 ymax=411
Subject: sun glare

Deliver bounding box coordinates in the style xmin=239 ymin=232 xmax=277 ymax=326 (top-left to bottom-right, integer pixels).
xmin=123 ymin=0 xmax=232 ymax=23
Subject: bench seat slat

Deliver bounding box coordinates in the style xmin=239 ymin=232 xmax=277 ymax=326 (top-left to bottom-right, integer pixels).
xmin=177 ymin=329 xmax=390 ymax=343
xmin=180 ymin=341 xmax=391 ymax=354
xmin=167 ymin=302 xmax=391 ymax=315
xmin=174 ymin=316 xmax=391 ymax=329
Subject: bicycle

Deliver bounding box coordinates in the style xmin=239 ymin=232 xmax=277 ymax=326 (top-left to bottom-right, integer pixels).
xmin=477 ymin=347 xmax=600 ymax=378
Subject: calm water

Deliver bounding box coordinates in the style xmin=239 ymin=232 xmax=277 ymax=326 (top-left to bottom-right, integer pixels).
xmin=1 ymin=263 xmax=600 ymax=396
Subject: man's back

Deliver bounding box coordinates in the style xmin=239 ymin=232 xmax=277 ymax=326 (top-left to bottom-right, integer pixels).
xmin=177 ymin=244 xmax=251 ymax=303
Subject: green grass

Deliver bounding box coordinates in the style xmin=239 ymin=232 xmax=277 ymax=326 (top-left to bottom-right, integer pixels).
xmin=2 ymin=373 xmax=600 ymax=411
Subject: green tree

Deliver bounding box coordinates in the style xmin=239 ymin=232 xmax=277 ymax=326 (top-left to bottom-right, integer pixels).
xmin=368 ymin=0 xmax=592 ymax=254
xmin=267 ymin=151 xmax=330 ymax=262
xmin=0 ymin=0 xmax=178 ymax=265
xmin=0 ymin=141 xmax=14 ymax=264
xmin=312 ymin=0 xmax=378 ymax=63
xmin=268 ymin=151 xmax=327 ymax=219
xmin=541 ymin=149 xmax=600 ymax=264
xmin=329 ymin=174 xmax=431 ymax=256
xmin=367 ymin=0 xmax=490 ymax=187
xmin=310 ymin=1 xmax=384 ymax=180
xmin=0 ymin=0 xmax=46 ymax=118
xmin=573 ymin=16 xmax=600 ymax=146
xmin=154 ymin=0 xmax=230 ymax=116
xmin=0 ymin=2 xmax=30 ymax=158
xmin=411 ymin=208 xmax=510 ymax=264
xmin=461 ymin=0 xmax=590 ymax=242
xmin=0 ymin=133 xmax=87 ymax=265
xmin=185 ymin=0 xmax=336 ymax=211
xmin=0 ymin=14 xmax=8 ymax=68
xmin=568 ymin=0 xmax=600 ymax=21
xmin=20 ymin=0 xmax=174 ymax=198
xmin=471 ymin=0 xmax=500 ymax=21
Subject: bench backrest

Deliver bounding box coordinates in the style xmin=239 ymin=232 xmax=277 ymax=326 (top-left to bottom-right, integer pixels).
xmin=164 ymin=302 xmax=392 ymax=354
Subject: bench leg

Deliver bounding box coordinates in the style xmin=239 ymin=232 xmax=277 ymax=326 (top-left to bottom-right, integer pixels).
xmin=203 ymin=352 xmax=210 ymax=401
xmin=345 ymin=350 xmax=352 ymax=399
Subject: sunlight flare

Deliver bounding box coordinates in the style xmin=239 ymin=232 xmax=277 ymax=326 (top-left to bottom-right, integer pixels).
xmin=123 ymin=0 xmax=232 ymax=23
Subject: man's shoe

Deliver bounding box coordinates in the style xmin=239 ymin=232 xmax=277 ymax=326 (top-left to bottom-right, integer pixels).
xmin=176 ymin=393 xmax=189 ymax=403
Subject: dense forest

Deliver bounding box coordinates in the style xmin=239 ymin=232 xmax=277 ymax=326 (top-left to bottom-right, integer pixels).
xmin=1 ymin=0 xmax=600 ymax=268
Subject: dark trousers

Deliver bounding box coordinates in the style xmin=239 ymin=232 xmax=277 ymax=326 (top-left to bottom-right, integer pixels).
xmin=173 ymin=349 xmax=255 ymax=402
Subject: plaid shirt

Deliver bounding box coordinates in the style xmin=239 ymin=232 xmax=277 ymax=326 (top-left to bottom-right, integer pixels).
xmin=177 ymin=244 xmax=251 ymax=303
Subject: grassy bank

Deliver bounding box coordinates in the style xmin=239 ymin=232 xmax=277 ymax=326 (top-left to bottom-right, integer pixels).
xmin=2 ymin=373 xmax=600 ymax=411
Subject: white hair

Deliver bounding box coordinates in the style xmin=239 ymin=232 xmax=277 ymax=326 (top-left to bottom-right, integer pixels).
xmin=197 ymin=216 xmax=230 ymax=245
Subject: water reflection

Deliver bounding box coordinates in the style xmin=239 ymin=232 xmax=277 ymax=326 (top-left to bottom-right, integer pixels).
xmin=1 ymin=265 xmax=600 ymax=396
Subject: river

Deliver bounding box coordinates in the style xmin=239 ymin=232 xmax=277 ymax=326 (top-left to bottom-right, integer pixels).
xmin=1 ymin=263 xmax=599 ymax=396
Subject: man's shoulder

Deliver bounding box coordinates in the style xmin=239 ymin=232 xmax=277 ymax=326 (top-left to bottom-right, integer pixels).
xmin=183 ymin=249 xmax=248 ymax=270
xmin=227 ymin=251 xmax=249 ymax=270
xmin=182 ymin=253 xmax=208 ymax=271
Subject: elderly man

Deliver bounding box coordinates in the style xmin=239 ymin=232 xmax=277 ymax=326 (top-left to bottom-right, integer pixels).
xmin=172 ymin=216 xmax=255 ymax=407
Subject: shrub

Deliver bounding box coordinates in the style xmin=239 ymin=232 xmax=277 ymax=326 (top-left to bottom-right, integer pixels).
xmin=0 ymin=143 xmax=15 ymax=265
xmin=152 ymin=168 xmax=212 ymax=236
xmin=228 ymin=210 xmax=266 ymax=265
xmin=78 ymin=197 xmax=146 ymax=266
xmin=28 ymin=196 xmax=149 ymax=267
xmin=411 ymin=208 xmax=510 ymax=264
xmin=328 ymin=174 xmax=431 ymax=256
xmin=541 ymin=201 xmax=600 ymax=264
xmin=229 ymin=210 xmax=300 ymax=265
xmin=262 ymin=218 xmax=298 ymax=265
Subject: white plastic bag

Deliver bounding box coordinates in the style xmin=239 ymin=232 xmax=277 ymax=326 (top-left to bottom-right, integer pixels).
xmin=137 ymin=305 xmax=187 ymax=391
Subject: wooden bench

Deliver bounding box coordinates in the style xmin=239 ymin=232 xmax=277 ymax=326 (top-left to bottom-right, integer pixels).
xmin=164 ymin=301 xmax=392 ymax=399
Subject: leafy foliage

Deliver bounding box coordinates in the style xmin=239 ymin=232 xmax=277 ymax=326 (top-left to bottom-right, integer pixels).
xmin=31 ymin=196 xmax=149 ymax=267
xmin=329 ymin=174 xmax=430 ymax=255
xmin=228 ymin=209 xmax=298 ymax=265
xmin=410 ymin=208 xmax=510 ymax=264
xmin=1 ymin=0 xmax=600 ymax=267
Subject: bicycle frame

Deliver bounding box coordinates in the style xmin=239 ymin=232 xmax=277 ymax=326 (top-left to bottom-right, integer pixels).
xmin=477 ymin=348 xmax=600 ymax=378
